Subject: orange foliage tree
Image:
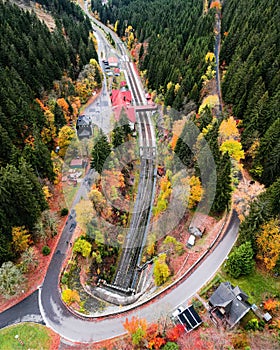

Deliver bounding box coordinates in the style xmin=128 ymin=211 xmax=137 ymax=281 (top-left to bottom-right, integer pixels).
xmin=123 ymin=316 xmax=148 ymax=347
xmin=210 ymin=1 xmax=222 ymax=10
xmin=263 ymin=299 xmax=280 ymax=313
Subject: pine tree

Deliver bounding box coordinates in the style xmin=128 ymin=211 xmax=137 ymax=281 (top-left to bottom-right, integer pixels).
xmin=212 ymin=152 xmax=232 ymax=213
xmin=91 ymin=131 xmax=112 ymax=174
xmin=226 ymin=241 xmax=255 ymax=278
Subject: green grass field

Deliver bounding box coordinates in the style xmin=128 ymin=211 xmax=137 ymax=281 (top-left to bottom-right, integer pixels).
xmin=220 ymin=267 xmax=280 ymax=305
xmin=0 ymin=323 xmax=57 ymax=350
xmin=200 ymin=266 xmax=280 ymax=306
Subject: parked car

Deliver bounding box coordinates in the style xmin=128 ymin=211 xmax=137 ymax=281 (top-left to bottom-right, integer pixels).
xmin=186 ymin=234 xmax=196 ymax=248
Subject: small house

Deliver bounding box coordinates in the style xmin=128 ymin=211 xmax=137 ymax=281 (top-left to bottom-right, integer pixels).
xmin=70 ymin=159 xmax=84 ymax=169
xmin=76 ymin=114 xmax=92 ymax=139
xmin=114 ymin=68 xmax=120 ymax=76
xmin=209 ymin=282 xmax=251 ymax=328
xmin=189 ymin=226 xmax=203 ymax=237
xmin=108 ymin=56 xmax=119 ymax=68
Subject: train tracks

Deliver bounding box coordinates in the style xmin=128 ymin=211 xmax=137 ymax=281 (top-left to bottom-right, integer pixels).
xmin=99 ymin=37 xmax=158 ymax=296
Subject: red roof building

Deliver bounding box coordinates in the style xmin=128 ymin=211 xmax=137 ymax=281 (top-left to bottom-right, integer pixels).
xmin=108 ymin=56 xmax=119 ymax=67
xmin=111 ymin=90 xmax=136 ymax=123
xmin=114 ymin=68 xmax=120 ymax=76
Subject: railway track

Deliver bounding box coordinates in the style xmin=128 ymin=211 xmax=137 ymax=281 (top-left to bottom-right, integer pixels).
xmin=89 ymin=17 xmax=158 ymax=295
xmin=105 ymin=42 xmax=157 ymax=294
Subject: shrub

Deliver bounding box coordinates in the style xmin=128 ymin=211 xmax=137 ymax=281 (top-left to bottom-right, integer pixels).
xmin=163 ymin=342 xmax=179 ymax=350
xmin=61 ymin=272 xmax=69 ymax=285
xmin=42 ymin=246 xmax=51 ymax=256
xmin=245 ymin=318 xmax=260 ymax=331
xmin=61 ymin=288 xmax=80 ymax=305
xmin=60 ymin=208 xmax=69 ymax=216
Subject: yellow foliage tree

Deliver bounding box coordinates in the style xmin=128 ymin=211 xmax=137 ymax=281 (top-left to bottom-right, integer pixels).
xmin=146 ymin=233 xmax=157 ymax=257
xmin=75 ymin=199 xmax=94 ymax=233
xmin=188 ymin=176 xmax=204 ymax=209
xmin=153 ymin=253 xmax=170 ymax=286
xmin=174 ymin=83 xmax=180 ymax=94
xmin=166 ymin=81 xmax=173 ymax=91
xmin=198 ymin=95 xmax=219 ymax=114
xmin=42 ymin=185 xmax=52 ymax=201
xmin=57 ymin=125 xmax=76 ymax=158
xmin=205 ymin=52 xmax=215 ymax=63
xmin=114 ymin=20 xmax=119 ymax=32
xmin=257 ymin=218 xmax=280 ymax=271
xmin=12 ymin=226 xmax=31 ymax=254
xmin=41 ymin=110 xmax=56 ymax=145
xmin=61 ymin=289 xmax=80 ymax=305
xmin=220 ymin=139 xmax=245 ymax=161
xmin=181 ymin=176 xmax=204 ymax=209
xmin=219 ymin=116 xmax=239 ymax=143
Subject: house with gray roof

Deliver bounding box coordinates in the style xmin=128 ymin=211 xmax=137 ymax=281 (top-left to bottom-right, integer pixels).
xmin=76 ymin=114 xmax=92 ymax=139
xmin=208 ymin=282 xmax=251 ymax=328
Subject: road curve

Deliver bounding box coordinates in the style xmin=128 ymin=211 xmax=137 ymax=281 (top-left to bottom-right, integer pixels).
xmin=37 ymin=212 xmax=239 ymax=343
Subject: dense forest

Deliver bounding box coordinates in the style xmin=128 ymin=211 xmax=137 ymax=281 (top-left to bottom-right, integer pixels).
xmin=91 ymin=0 xmax=215 ymax=109
xmin=92 ymin=0 xmax=279 ymax=272
xmin=0 ymin=0 xmax=98 ymax=264
xmin=220 ymin=0 xmax=280 ymax=271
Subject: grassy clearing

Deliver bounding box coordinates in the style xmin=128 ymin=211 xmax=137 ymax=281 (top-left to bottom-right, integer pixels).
xmin=199 ymin=266 xmax=280 ymax=306
xmin=0 ymin=323 xmax=58 ymax=350
xmin=219 ymin=267 xmax=280 ymax=305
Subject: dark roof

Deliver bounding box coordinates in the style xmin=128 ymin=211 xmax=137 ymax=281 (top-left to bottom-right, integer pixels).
xmin=177 ymin=305 xmax=202 ymax=332
xmin=209 ymin=282 xmax=250 ymax=327
xmin=77 ymin=115 xmax=91 ymax=127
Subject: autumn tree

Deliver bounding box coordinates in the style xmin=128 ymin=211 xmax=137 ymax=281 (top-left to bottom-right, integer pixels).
xmin=0 ymin=261 xmax=23 ymax=296
xmin=61 ymin=288 xmax=80 ymax=305
xmin=146 ymin=233 xmax=157 ymax=258
xmin=75 ymin=199 xmax=94 ymax=233
xmin=123 ymin=316 xmax=147 ymax=347
xmin=162 ymin=236 xmax=184 ymax=255
xmin=58 ymin=125 xmax=76 ymax=158
xmin=256 ymin=218 xmax=280 ymax=271
xmin=225 ymin=241 xmax=255 ymax=278
xmin=220 ymin=139 xmax=245 ymax=162
xmin=12 ymin=226 xmax=31 ymax=255
xmin=73 ymin=237 xmax=92 ymax=258
xmin=181 ymin=176 xmax=204 ymax=210
xmin=219 ymin=116 xmax=239 ymax=143
xmin=165 ymin=324 xmax=184 ymax=342
xmin=233 ymin=180 xmax=265 ymax=222
xmin=153 ymin=253 xmax=171 ymax=286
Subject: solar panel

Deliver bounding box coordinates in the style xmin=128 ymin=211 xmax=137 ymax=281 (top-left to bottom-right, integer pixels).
xmin=176 ymin=305 xmax=202 ymax=331
xmin=189 ymin=305 xmax=202 ymax=323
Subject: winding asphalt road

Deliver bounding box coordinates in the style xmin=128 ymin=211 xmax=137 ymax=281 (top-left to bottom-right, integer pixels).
xmin=0 ymin=211 xmax=239 ymax=343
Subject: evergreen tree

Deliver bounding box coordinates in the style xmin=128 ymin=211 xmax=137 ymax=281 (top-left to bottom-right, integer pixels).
xmin=91 ymin=131 xmax=112 ymax=174
xmin=211 ymin=152 xmax=232 ymax=213
xmin=174 ymin=121 xmax=198 ymax=169
xmin=112 ymin=125 xmax=126 ymax=148
xmin=225 ymin=241 xmax=255 ymax=278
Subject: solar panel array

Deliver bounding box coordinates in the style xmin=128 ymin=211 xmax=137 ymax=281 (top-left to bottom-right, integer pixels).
xmin=177 ymin=305 xmax=202 ymax=331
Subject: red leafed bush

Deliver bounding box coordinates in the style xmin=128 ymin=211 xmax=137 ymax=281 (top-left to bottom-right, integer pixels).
xmin=166 ymin=324 xmax=185 ymax=342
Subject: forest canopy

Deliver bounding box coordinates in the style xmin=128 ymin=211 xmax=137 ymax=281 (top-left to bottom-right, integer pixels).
xmin=0 ymin=0 xmax=98 ymax=264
